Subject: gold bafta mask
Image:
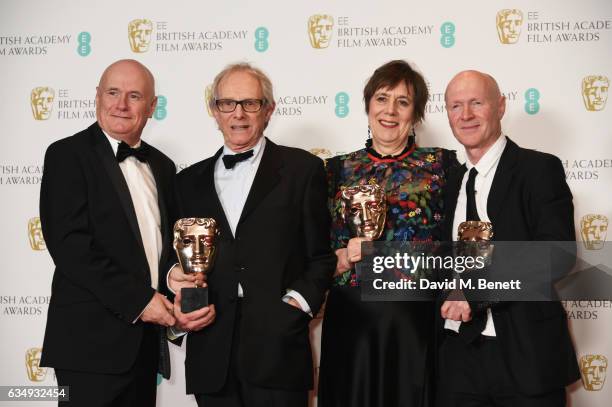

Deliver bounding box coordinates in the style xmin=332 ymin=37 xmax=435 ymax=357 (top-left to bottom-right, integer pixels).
xmin=457 ymin=221 xmax=494 ymax=265
xmin=28 ymin=217 xmax=46 ymax=251
xmin=204 ymin=84 xmax=214 ymax=117
xmin=173 ymin=218 xmax=218 ymax=275
xmin=30 ymin=87 xmax=55 ymax=120
xmin=308 ymin=14 xmax=334 ymax=49
xmin=580 ymin=354 xmax=608 ymax=391
xmin=581 ymin=214 xmax=608 ymax=250
xmin=496 ymin=9 xmax=523 ymax=44
xmin=25 ymin=348 xmax=47 ymax=382
xmin=128 ymin=19 xmax=153 ymax=53
xmin=582 ymin=76 xmax=609 ymax=111
xmin=341 ymin=184 xmax=386 ymax=239
xmin=458 ymin=221 xmax=494 ymax=241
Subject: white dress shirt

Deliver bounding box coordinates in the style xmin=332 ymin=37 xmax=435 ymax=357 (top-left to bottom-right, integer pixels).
xmin=104 ymin=133 xmax=162 ymax=290
xmin=445 ymin=134 xmax=507 ymax=336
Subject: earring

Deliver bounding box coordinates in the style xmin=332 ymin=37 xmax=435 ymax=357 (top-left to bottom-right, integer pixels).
xmin=365 ymin=126 xmax=373 ymax=149
xmin=408 ymin=127 xmax=416 ymax=147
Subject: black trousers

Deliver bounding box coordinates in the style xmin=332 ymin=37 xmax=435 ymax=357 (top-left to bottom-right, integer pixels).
xmin=56 ymin=323 xmax=159 ymax=407
xmin=436 ymin=332 xmax=566 ymax=407
xmin=196 ymin=300 xmax=308 ymax=407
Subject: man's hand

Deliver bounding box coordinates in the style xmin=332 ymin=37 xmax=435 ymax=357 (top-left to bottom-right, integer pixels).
xmin=334 ymin=248 xmax=353 ymax=277
xmin=141 ymin=292 xmax=176 ymax=326
xmin=173 ymin=290 xmax=216 ymax=332
xmin=168 ymin=264 xmax=206 ymax=292
xmin=441 ymin=300 xmax=472 ymax=322
xmin=346 ymin=237 xmax=371 ymax=263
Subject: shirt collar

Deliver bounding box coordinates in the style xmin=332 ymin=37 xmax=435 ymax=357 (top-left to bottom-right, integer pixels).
xmin=102 ymin=131 xmax=141 ymax=156
xmin=221 ymin=136 xmax=265 ymax=166
xmin=466 ymin=134 xmax=507 ymax=177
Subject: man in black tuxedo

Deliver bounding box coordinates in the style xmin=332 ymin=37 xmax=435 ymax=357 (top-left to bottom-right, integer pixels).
xmin=436 ymin=70 xmax=580 ymax=406
xmin=167 ymin=63 xmax=335 ymax=407
xmin=40 ymin=59 xmax=177 ymax=406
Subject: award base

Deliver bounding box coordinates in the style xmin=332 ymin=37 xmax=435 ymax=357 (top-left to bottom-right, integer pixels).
xmin=180 ymin=287 xmax=209 ymax=313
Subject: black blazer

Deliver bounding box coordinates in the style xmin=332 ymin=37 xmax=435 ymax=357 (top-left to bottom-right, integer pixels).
xmin=440 ymin=138 xmax=580 ymax=394
xmin=175 ymin=139 xmax=335 ymax=394
xmin=40 ymin=122 xmax=176 ymax=374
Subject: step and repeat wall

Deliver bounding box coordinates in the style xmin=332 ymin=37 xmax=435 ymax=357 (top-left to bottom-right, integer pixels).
xmin=1 ymin=0 xmax=611 ymax=405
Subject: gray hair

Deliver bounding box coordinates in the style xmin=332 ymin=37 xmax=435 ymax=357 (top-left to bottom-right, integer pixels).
xmin=209 ymin=62 xmax=274 ymax=111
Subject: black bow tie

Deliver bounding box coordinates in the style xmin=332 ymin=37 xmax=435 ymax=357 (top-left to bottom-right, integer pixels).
xmin=222 ymin=150 xmax=254 ymax=169
xmin=116 ymin=141 xmax=150 ymax=163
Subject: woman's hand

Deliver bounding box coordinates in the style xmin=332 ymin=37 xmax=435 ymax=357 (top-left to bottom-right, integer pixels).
xmin=334 ymin=237 xmax=372 ymax=277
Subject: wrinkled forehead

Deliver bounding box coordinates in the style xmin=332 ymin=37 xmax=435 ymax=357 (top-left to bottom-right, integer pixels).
xmin=217 ymin=71 xmax=263 ymax=99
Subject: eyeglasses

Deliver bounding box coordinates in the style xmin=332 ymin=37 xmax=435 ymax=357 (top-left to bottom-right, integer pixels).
xmin=215 ymin=99 xmax=266 ymax=113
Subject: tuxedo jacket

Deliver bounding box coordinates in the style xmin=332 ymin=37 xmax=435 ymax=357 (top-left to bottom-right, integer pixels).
xmin=40 ymin=122 xmax=176 ymax=374
xmin=174 ymin=139 xmax=335 ymax=394
xmin=440 ymin=138 xmax=580 ymax=394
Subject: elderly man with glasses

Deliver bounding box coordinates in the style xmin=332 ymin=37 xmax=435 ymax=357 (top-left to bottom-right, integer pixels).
xmin=167 ymin=62 xmax=335 ymax=407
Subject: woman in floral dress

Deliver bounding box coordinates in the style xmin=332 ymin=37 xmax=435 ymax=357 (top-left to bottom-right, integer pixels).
xmin=318 ymin=60 xmax=456 ymax=407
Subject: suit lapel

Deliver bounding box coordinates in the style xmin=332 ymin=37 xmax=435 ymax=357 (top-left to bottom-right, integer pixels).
xmin=487 ymin=138 xmax=519 ymax=227
xmin=237 ymin=138 xmax=282 ymax=231
xmin=146 ymin=144 xmax=170 ymax=265
xmin=444 ymin=164 xmax=466 ymax=241
xmin=91 ymin=124 xmax=148 ymax=265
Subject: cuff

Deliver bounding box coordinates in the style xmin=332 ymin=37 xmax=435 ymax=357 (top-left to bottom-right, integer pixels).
xmin=283 ymin=289 xmax=313 ymax=317
xmin=166 ymin=263 xmax=179 ymax=295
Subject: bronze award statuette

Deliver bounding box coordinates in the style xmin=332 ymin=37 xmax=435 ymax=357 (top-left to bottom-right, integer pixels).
xmin=173 ymin=218 xmax=218 ymax=313
xmin=340 ymin=183 xmax=387 ymax=239
xmin=457 ymin=221 xmax=494 ymax=266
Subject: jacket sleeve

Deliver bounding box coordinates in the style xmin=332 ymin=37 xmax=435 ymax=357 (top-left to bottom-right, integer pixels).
xmin=40 ymin=141 xmax=155 ymax=323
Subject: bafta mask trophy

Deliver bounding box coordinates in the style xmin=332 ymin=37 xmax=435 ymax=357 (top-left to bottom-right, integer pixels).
xmin=457 ymin=221 xmax=495 ymax=266
xmin=341 ymin=184 xmax=387 ymax=239
xmin=173 ymin=218 xmax=218 ymax=312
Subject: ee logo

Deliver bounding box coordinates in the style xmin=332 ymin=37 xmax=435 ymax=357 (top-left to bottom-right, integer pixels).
xmin=154 ymin=96 xmax=167 ymax=120
xmin=77 ymin=32 xmax=91 ymax=57
xmin=335 ymin=92 xmax=349 ymax=118
xmin=440 ymin=22 xmax=455 ymax=48
xmin=524 ymin=88 xmax=540 ymax=115
xmin=254 ymin=27 xmax=269 ymax=52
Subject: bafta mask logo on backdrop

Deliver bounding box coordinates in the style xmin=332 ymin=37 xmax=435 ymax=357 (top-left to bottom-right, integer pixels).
xmin=580 ymin=214 xmax=608 ymax=250
xmin=580 ymin=354 xmax=608 ymax=391
xmin=204 ymin=84 xmax=214 ymax=117
xmin=128 ymin=19 xmax=153 ymax=53
xmin=496 ymin=9 xmax=523 ymax=44
xmin=28 ymin=217 xmax=46 ymax=251
xmin=582 ymin=75 xmax=609 ymax=111
xmin=309 ymin=148 xmax=333 ymax=161
xmin=30 ymin=87 xmax=55 ymax=120
xmin=308 ymin=14 xmax=334 ymax=49
xmin=25 ymin=348 xmax=47 ymax=382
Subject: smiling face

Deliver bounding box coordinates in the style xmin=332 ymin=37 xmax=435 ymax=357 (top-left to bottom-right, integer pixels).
xmin=367 ymin=81 xmax=415 ymax=153
xmin=445 ymin=71 xmax=506 ymax=164
xmin=212 ymin=70 xmax=274 ymax=152
xmin=96 ymin=60 xmax=157 ymax=145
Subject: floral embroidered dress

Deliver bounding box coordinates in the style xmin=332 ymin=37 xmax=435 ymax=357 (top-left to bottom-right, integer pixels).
xmin=318 ymin=144 xmax=453 ymax=407
xmin=329 ymin=145 xmax=447 ymax=286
